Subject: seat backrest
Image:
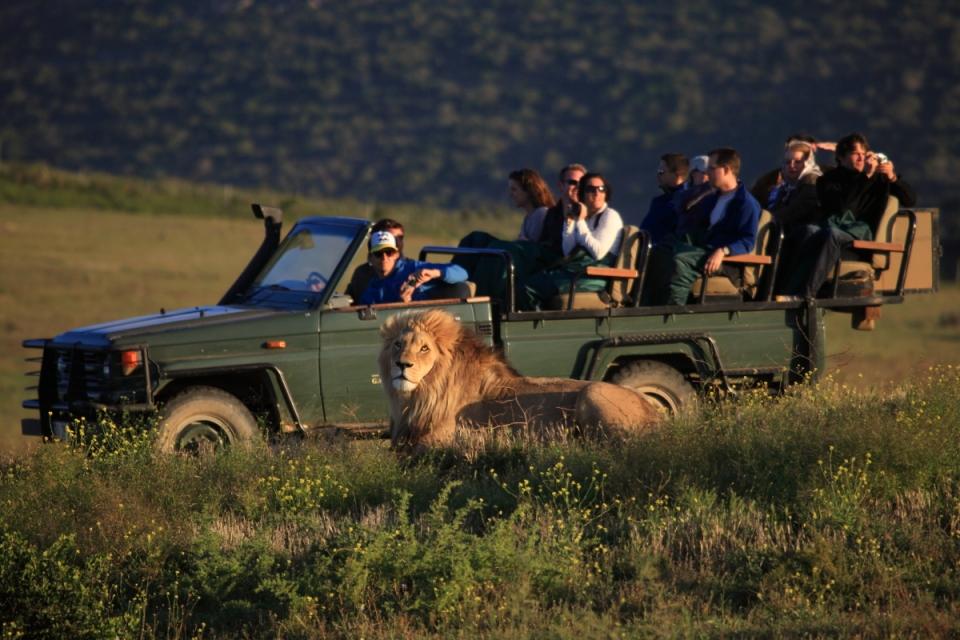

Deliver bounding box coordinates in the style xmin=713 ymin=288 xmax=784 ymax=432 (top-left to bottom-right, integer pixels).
xmin=872 ymin=196 xmax=901 ymax=270
xmin=743 ymin=209 xmax=774 ymax=290
xmin=609 ymin=225 xmax=642 ymax=304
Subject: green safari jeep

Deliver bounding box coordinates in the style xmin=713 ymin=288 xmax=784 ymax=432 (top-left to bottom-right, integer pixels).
xmin=22 ymin=203 xmax=940 ymax=451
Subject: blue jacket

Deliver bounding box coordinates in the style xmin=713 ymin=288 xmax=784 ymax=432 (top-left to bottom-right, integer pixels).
xmin=640 ymin=186 xmax=682 ymax=246
xmin=681 ymin=182 xmax=760 ymax=256
xmin=359 ymin=257 xmax=468 ymax=305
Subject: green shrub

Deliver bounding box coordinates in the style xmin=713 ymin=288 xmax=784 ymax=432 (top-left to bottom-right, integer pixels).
xmin=2 ymin=368 xmax=960 ymax=637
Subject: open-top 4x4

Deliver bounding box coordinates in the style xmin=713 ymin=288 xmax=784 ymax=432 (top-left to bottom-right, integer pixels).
xmin=23 ymin=202 xmax=940 ymax=451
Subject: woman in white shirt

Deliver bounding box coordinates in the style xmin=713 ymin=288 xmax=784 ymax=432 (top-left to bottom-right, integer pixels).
xmin=520 ymin=173 xmax=624 ymax=310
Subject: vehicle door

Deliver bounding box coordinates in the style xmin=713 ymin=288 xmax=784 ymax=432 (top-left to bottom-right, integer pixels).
xmin=318 ymin=300 xmax=489 ymax=426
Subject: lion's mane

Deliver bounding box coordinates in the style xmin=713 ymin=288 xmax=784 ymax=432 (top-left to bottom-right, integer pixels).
xmin=379 ymin=309 xmax=657 ymax=449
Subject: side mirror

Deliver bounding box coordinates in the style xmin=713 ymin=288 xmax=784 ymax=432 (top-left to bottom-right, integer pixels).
xmin=251 ymin=203 xmax=283 ymax=224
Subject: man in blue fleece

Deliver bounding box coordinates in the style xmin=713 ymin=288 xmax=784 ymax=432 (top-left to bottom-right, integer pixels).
xmin=663 ymin=147 xmax=760 ymax=305
xmin=359 ymin=231 xmax=470 ymax=304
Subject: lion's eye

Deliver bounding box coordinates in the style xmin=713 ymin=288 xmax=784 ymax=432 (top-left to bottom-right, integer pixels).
xmin=393 ymin=340 xmax=401 ymax=351
xmin=419 ymin=345 xmax=430 ymax=353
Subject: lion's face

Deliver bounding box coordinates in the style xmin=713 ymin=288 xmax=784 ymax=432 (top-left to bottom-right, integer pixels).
xmin=386 ymin=327 xmax=441 ymax=395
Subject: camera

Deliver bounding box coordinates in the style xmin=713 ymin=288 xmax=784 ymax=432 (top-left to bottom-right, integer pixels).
xmin=875 ymin=152 xmax=889 ymax=165
xmin=566 ymin=201 xmax=581 ymax=217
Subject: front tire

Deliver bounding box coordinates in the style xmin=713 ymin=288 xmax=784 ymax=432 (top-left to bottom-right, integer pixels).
xmin=155 ymin=386 xmax=260 ymax=454
xmin=609 ymin=360 xmax=696 ymax=417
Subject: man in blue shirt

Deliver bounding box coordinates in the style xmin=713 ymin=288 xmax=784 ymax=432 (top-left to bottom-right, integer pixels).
xmin=662 ymin=147 xmax=760 ymax=305
xmin=359 ymin=231 xmax=470 ymax=305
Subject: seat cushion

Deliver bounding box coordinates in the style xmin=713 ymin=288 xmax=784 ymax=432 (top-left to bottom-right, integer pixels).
xmin=546 ymin=291 xmax=610 ymax=310
xmin=691 ymin=276 xmax=740 ymax=297
xmin=837 ymin=260 xmax=873 ymax=279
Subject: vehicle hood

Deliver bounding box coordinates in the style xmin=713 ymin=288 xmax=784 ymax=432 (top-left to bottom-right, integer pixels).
xmin=51 ymin=305 xmax=280 ymax=347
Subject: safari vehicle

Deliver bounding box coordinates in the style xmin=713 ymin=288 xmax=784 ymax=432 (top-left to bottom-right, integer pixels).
xmin=22 ymin=202 xmax=940 ymax=451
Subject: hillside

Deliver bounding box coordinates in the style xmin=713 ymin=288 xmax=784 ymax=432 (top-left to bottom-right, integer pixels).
xmin=2 ymin=0 xmax=960 ymax=224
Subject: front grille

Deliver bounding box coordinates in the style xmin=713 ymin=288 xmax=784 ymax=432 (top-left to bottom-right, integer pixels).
xmin=55 ymin=348 xmax=107 ymax=402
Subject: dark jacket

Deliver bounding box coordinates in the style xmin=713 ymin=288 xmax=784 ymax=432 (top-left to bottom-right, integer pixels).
xmin=750 ymin=167 xmax=782 ymax=208
xmin=640 ymin=185 xmax=683 ymax=246
xmin=681 ymin=181 xmax=761 ymax=256
xmin=539 ymin=202 xmax=566 ymax=255
xmin=817 ymin=166 xmax=917 ymax=235
xmin=770 ymin=174 xmax=821 ymax=228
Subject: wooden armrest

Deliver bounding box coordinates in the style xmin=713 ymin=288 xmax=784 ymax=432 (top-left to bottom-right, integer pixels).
xmin=584 ymin=266 xmax=639 ymax=278
xmin=851 ymin=240 xmax=904 ymax=253
xmin=722 ymin=254 xmax=771 ymax=265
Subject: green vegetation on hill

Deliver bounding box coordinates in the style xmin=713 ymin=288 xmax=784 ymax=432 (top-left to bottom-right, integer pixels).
xmin=2 ymin=371 xmax=959 ymax=637
xmin=0 ymin=162 xmax=513 ymax=227
xmin=2 ymin=0 xmax=959 ymax=219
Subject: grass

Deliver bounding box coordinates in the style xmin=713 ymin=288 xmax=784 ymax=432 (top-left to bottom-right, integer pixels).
xmin=1 ymin=369 xmax=959 ymax=637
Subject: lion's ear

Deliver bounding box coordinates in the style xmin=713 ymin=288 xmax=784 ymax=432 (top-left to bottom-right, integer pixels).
xmin=380 ymin=313 xmax=402 ymax=340
xmin=418 ymin=309 xmax=462 ymax=354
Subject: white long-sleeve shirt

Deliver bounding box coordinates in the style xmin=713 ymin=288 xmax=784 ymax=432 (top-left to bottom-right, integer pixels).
xmin=562 ymin=205 xmax=623 ymax=260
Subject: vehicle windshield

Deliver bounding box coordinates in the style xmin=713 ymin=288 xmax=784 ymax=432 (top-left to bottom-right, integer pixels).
xmin=244 ymin=219 xmax=363 ymax=307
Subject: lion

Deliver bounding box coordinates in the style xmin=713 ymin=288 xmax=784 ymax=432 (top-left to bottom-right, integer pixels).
xmin=378 ymin=308 xmax=660 ymax=449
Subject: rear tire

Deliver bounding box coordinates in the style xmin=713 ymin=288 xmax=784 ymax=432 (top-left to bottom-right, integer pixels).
xmin=609 ymin=360 xmax=696 ymax=417
xmin=155 ymin=386 xmax=260 ymax=454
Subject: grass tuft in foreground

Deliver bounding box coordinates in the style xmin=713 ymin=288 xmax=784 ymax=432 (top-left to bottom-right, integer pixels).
xmin=1 ymin=366 xmax=960 ymax=638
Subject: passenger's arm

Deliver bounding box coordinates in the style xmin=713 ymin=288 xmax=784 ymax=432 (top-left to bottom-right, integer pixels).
xmin=723 ymin=200 xmax=760 ymax=256
xmin=437 ymin=263 xmax=468 ymax=283
xmin=887 ymin=176 xmax=917 ymax=208
xmin=574 ymin=208 xmax=623 ymax=260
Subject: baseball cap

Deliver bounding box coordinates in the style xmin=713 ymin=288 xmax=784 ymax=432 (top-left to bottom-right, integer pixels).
xmin=690 ymin=155 xmax=709 ymax=173
xmin=369 ymin=230 xmax=398 ymax=253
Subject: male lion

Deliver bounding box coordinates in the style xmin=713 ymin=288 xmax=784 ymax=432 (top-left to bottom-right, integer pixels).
xmin=378 ymin=309 xmax=659 ymax=449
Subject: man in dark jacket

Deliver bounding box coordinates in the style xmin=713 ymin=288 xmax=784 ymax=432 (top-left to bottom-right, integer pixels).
xmin=662 ymin=147 xmax=761 ymax=305
xmin=641 ymin=153 xmax=688 ymax=245
xmin=537 ymin=163 xmax=588 ymax=256
xmin=639 ymin=153 xmax=688 ymax=304
xmin=780 ymin=132 xmax=916 ymax=298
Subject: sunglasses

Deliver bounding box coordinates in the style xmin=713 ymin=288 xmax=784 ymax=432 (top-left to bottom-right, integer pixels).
xmin=582 ymin=185 xmax=606 ymax=194
xmin=564 ymin=179 xmax=580 ymax=187
xmin=371 ymin=249 xmax=398 ymax=258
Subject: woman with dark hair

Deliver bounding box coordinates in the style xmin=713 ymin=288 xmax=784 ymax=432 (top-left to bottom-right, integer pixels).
xmin=509 ymin=168 xmax=556 ymax=242
xmin=456 ymin=168 xmax=562 ymax=299
xmin=520 ymin=172 xmax=624 ymax=310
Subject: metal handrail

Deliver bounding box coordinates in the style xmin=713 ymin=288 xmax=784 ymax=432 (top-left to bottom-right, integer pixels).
xmin=418 ymin=246 xmax=517 ymax=314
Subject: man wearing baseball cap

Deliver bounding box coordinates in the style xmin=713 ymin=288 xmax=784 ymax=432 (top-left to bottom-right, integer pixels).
xmin=358 ymin=230 xmax=470 ymax=305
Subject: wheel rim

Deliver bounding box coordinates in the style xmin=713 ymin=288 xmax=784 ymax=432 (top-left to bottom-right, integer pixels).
xmin=635 ymin=384 xmax=681 ymax=416
xmin=176 ymin=414 xmax=230 ymax=453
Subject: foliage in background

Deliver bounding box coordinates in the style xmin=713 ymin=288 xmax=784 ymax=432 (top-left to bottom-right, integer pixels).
xmin=2 ymin=367 xmax=960 ymax=638
xmin=0 ymin=162 xmax=516 ymax=233
xmin=1 ymin=0 xmax=959 ymax=223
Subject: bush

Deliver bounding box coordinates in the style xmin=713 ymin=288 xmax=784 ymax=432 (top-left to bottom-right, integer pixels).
xmin=1 ymin=367 xmax=960 ymax=637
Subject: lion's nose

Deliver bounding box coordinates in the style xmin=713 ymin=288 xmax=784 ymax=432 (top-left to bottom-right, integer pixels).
xmin=395 ymin=359 xmax=412 ymax=371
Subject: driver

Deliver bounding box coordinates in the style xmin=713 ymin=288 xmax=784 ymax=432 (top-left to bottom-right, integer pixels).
xmin=359 ymin=231 xmax=471 ymax=304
